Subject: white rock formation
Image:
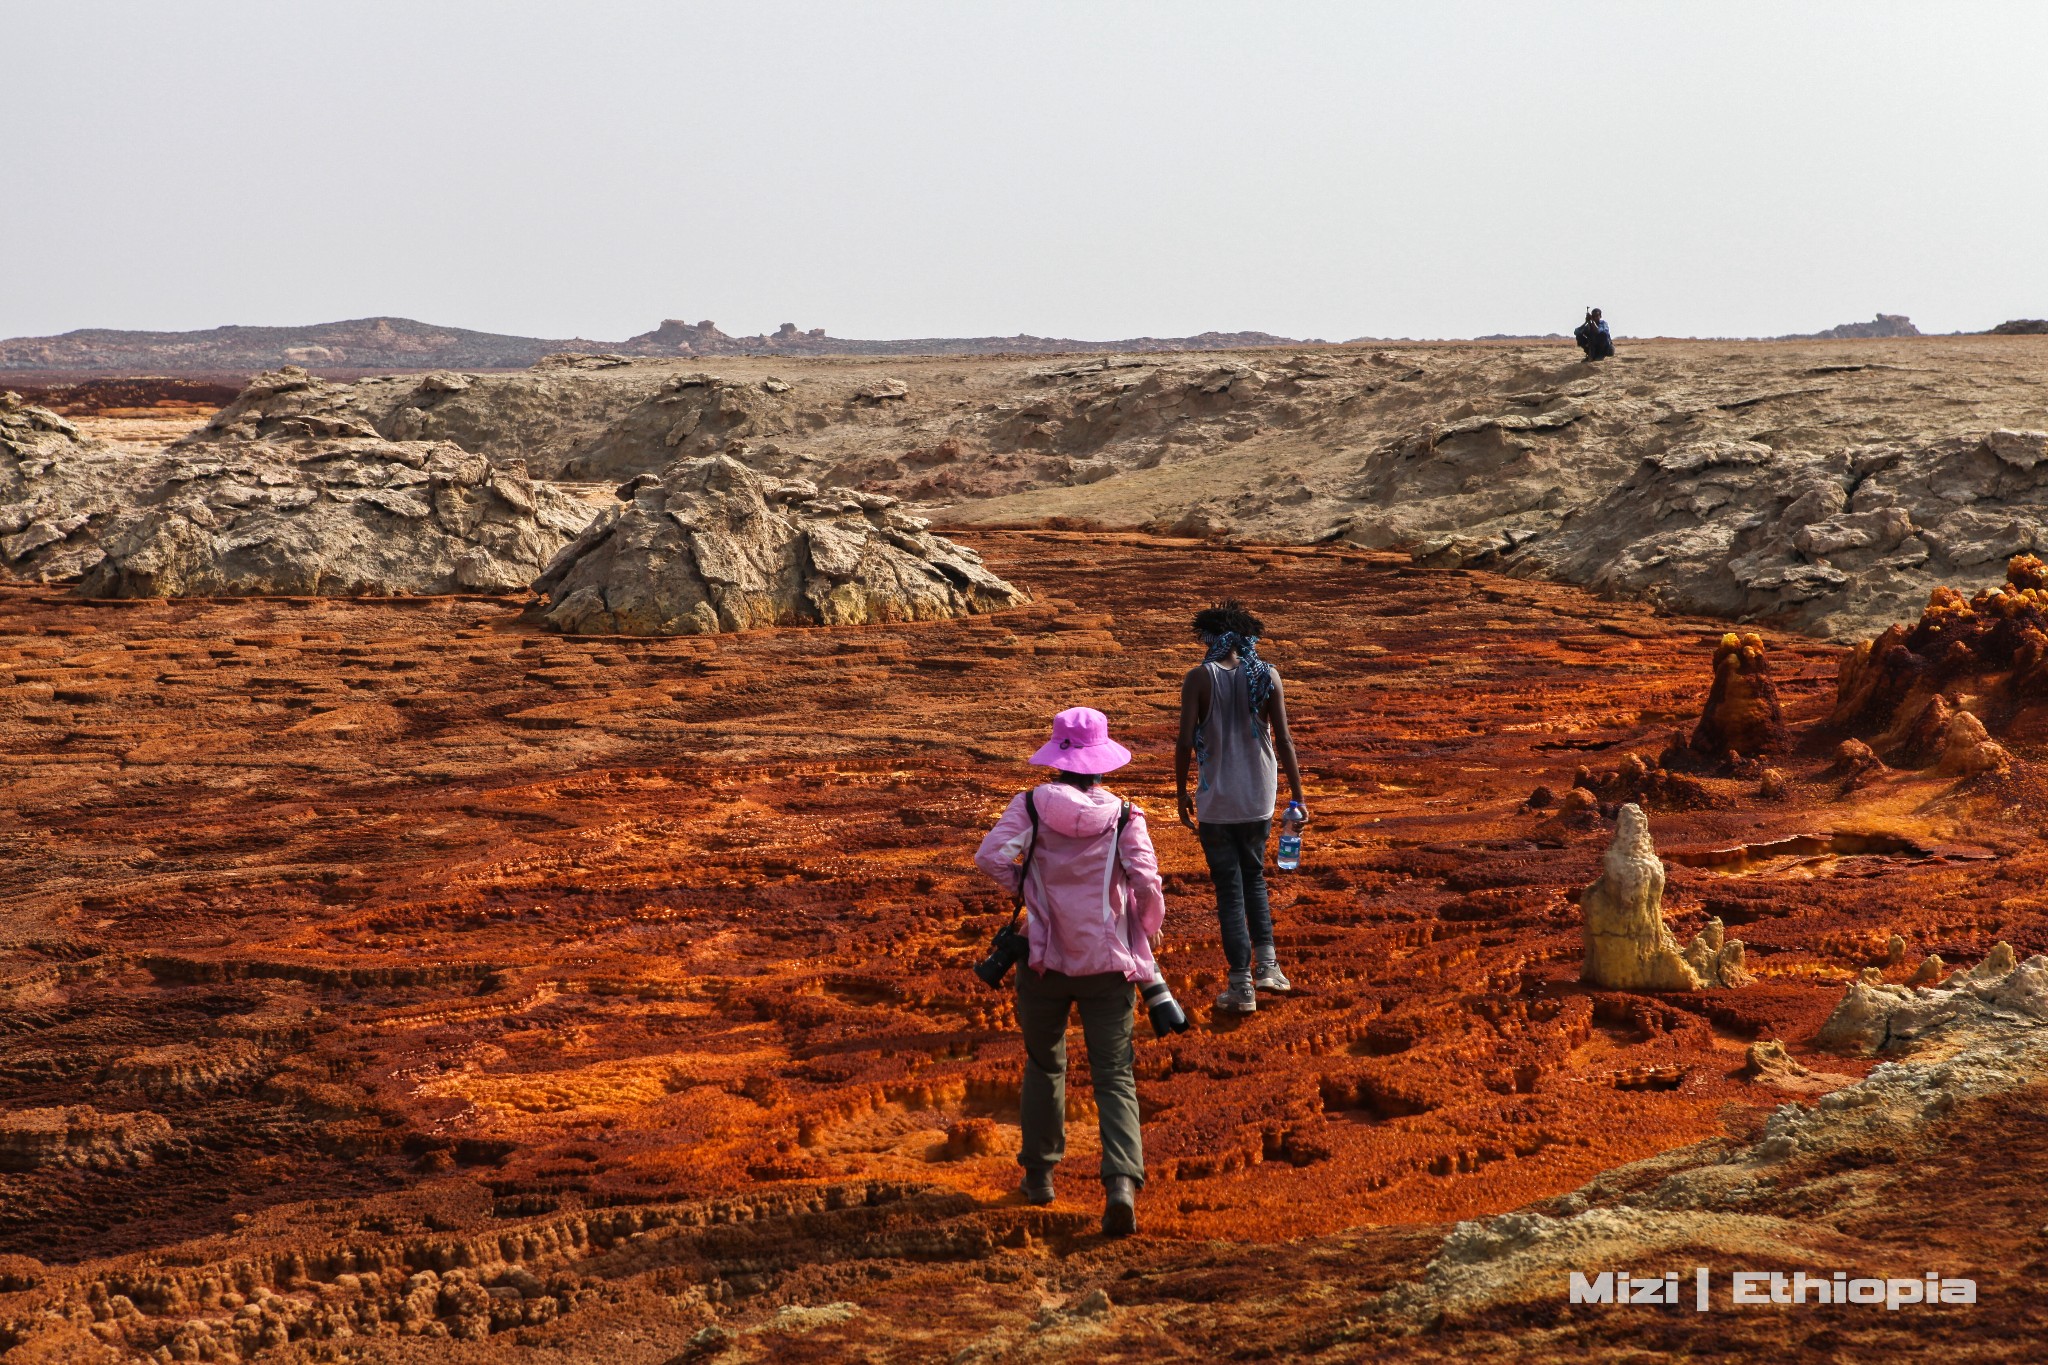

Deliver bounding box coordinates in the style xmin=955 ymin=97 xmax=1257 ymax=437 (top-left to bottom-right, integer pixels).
xmin=78 ymin=437 xmax=605 ymax=598
xmin=1516 ymin=430 xmax=2048 ymax=638
xmin=1 ymin=391 xmax=173 ymax=582
xmin=533 ymin=455 xmax=1025 ymax=635
xmin=1816 ymin=942 xmax=2043 ymax=1054
xmin=1579 ymin=804 xmax=1749 ymax=991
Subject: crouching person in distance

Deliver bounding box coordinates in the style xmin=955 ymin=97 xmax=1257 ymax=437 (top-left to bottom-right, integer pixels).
xmin=974 ymin=707 xmax=1164 ymax=1236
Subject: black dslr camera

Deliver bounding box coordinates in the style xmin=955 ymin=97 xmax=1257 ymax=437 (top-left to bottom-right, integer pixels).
xmin=974 ymin=911 xmax=1030 ymax=988
xmin=1140 ymin=977 xmax=1190 ymax=1037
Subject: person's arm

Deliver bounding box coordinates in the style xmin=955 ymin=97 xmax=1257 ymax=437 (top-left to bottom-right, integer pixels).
xmin=1269 ymin=674 xmax=1308 ymax=824
xmin=973 ymin=792 xmax=1032 ymax=899
xmin=1174 ymin=665 xmax=1209 ymax=830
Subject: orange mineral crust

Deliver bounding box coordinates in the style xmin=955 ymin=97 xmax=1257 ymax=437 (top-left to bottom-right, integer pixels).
xmin=3 ymin=532 xmax=2044 ymax=1352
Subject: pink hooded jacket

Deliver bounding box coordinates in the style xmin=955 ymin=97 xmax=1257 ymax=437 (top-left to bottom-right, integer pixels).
xmin=974 ymin=783 xmax=1166 ymax=982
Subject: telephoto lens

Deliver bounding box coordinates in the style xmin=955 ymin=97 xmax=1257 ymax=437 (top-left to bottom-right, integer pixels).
xmin=973 ymin=920 xmax=1030 ymax=988
xmin=1139 ymin=976 xmax=1189 ymax=1036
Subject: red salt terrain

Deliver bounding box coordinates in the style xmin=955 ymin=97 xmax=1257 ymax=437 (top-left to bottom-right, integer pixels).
xmin=3 ymin=534 xmax=2047 ymax=1360
xmin=7 ymin=379 xmax=245 ymax=419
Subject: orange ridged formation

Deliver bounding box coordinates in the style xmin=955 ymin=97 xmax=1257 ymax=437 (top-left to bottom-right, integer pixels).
xmin=1831 ymin=554 xmax=2047 ymax=773
xmin=5 ymin=530 xmax=2047 ymax=1358
xmin=1688 ymin=631 xmax=1787 ymax=766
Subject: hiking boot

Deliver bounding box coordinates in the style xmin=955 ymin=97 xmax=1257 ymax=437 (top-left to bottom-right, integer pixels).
xmin=1102 ymin=1175 xmax=1138 ymax=1236
xmin=1021 ymin=1166 xmax=1055 ymax=1206
xmin=1214 ymin=976 xmax=1257 ymax=1014
xmin=1253 ymin=961 xmax=1293 ymax=993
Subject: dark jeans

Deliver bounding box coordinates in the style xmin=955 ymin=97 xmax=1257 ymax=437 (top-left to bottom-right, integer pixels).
xmin=1198 ymin=818 xmax=1273 ymax=975
xmin=1014 ymin=966 xmax=1143 ymax=1183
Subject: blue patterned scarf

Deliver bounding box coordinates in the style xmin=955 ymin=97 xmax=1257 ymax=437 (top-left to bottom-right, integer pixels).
xmin=1203 ymin=631 xmax=1272 ymax=718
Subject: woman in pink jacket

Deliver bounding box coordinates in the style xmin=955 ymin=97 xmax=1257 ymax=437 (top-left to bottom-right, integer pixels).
xmin=974 ymin=706 xmax=1166 ymax=1236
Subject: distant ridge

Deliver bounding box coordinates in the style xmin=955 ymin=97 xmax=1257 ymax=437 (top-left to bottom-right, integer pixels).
xmin=0 ymin=315 xmax=1322 ymax=377
xmin=0 ymin=317 xmax=597 ymax=377
xmin=17 ymin=311 xmax=2029 ymax=379
xmin=614 ymin=318 xmax=1319 ymax=358
xmin=1775 ymin=313 xmax=1921 ymax=341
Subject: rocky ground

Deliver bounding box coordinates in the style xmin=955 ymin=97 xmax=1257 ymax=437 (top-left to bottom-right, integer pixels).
xmin=4 ymin=530 xmax=2048 ymax=1360
xmin=55 ymin=336 xmax=2042 ymax=638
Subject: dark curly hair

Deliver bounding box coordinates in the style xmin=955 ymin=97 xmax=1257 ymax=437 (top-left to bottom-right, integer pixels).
xmin=1192 ymin=600 xmax=1263 ymax=640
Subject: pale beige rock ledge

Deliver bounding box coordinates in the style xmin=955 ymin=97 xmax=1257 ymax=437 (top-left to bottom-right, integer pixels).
xmin=1816 ymin=941 xmax=2043 ymax=1054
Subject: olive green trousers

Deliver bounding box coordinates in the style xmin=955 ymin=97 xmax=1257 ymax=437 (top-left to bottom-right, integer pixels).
xmin=1014 ymin=966 xmax=1144 ymax=1183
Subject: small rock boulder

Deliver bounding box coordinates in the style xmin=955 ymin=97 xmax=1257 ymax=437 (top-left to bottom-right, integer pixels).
xmin=851 ymin=378 xmax=910 ymax=404
xmin=1935 ymin=709 xmax=2012 ymax=777
xmin=533 ymin=455 xmax=1026 ymax=635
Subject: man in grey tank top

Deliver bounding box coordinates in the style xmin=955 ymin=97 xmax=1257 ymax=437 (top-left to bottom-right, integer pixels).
xmin=1174 ymin=601 xmax=1308 ymax=1014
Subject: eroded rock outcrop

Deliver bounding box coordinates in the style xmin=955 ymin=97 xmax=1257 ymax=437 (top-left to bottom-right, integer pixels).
xmin=189 ymin=364 xmax=657 ymax=482
xmin=1816 ymin=942 xmax=2042 ymax=1054
xmin=1517 ymin=430 xmax=2048 ymax=639
xmin=185 ymin=364 xmax=815 ymax=485
xmin=1578 ymin=804 xmax=1748 ymax=991
xmin=78 ymin=437 xmax=603 ymax=598
xmin=534 ymin=456 xmax=1026 ymax=635
xmin=1827 ymin=554 xmax=2046 ymax=771
xmin=1683 ymin=631 xmax=1786 ymax=765
xmin=1 ymin=390 xmax=173 ymax=582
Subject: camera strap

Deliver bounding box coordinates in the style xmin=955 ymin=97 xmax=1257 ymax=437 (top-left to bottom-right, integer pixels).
xmin=1010 ymin=792 xmax=1136 ymax=923
xmin=1111 ymin=800 xmax=1141 ymax=956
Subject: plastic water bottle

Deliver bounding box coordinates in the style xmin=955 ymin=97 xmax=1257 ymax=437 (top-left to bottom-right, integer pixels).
xmin=1277 ymin=801 xmax=1305 ymax=872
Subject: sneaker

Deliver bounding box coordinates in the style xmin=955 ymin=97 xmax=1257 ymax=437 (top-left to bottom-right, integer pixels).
xmin=1253 ymin=961 xmax=1293 ymax=993
xmin=1214 ymin=978 xmax=1257 ymax=1014
xmin=1102 ymin=1175 xmax=1138 ymax=1236
xmin=1021 ymin=1166 xmax=1055 ymax=1206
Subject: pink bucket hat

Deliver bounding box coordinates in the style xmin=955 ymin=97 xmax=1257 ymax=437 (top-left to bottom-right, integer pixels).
xmin=1029 ymin=706 xmax=1132 ymax=774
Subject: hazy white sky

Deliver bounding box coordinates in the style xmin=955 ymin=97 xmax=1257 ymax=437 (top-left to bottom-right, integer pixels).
xmin=7 ymin=1 xmax=2046 ymax=341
